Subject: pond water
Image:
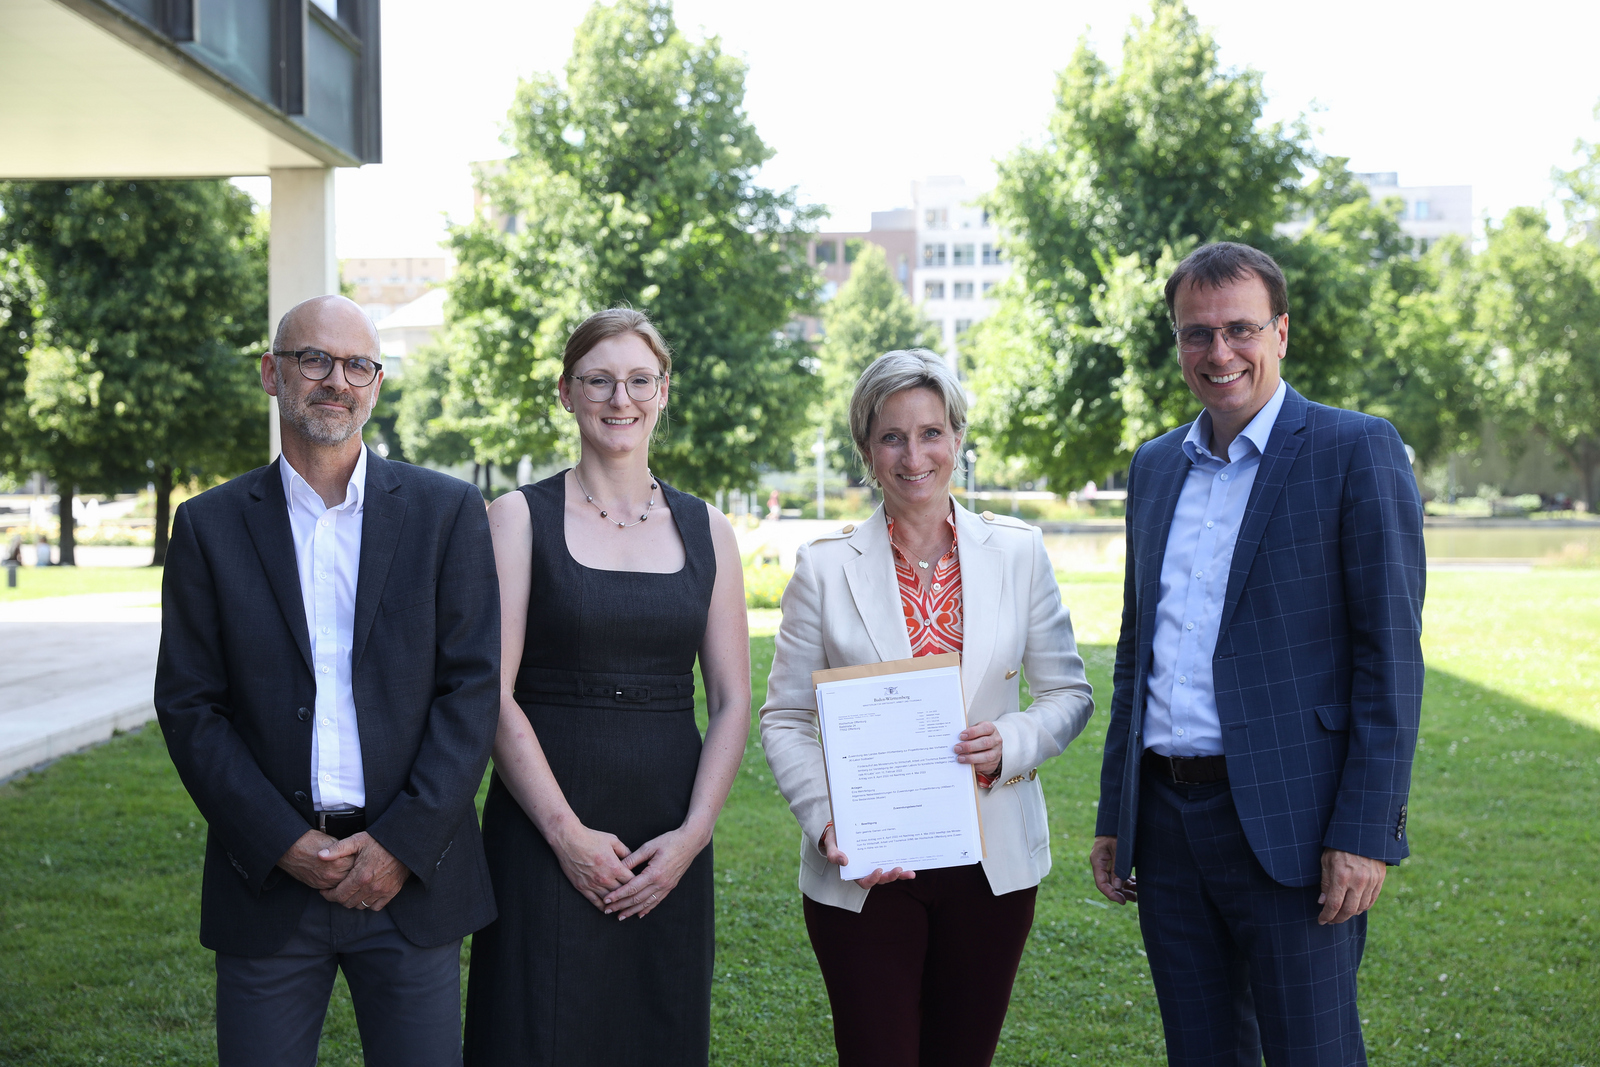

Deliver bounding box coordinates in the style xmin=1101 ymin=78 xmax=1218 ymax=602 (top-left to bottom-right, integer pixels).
xmin=1043 ymin=523 xmax=1600 ymax=573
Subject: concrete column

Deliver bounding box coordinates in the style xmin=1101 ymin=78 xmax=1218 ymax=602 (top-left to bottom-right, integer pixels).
xmin=267 ymin=167 xmax=339 ymax=460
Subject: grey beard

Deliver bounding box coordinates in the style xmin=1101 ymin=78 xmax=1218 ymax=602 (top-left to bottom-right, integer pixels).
xmin=275 ymin=365 xmax=371 ymax=447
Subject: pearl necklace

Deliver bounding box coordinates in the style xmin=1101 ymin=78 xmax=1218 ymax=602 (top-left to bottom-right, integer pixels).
xmin=574 ymin=468 xmax=658 ymax=528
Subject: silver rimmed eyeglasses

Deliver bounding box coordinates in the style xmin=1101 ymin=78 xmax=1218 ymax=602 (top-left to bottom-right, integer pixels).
xmin=1172 ymin=315 xmax=1282 ymax=354
xmin=275 ymin=349 xmax=383 ymax=387
xmin=568 ymin=372 xmax=665 ymax=403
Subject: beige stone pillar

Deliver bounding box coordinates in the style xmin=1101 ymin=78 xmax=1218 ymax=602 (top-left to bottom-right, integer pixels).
xmin=267 ymin=168 xmax=339 ymax=460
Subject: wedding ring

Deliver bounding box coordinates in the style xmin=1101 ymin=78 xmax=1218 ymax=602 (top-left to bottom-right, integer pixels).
xmin=360 ymin=900 xmax=370 ymax=909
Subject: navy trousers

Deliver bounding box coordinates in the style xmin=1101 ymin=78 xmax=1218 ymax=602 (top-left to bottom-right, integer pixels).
xmin=215 ymin=895 xmax=463 ymax=1067
xmin=1134 ymin=772 xmax=1367 ymax=1067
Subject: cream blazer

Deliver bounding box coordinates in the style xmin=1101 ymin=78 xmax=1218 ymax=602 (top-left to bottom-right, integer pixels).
xmin=759 ymin=501 xmax=1094 ymax=913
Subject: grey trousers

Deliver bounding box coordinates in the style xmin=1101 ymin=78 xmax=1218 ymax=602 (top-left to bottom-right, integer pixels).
xmin=215 ymin=896 xmax=463 ymax=1067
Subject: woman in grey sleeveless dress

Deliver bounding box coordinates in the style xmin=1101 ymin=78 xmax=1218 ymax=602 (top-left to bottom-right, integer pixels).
xmin=463 ymin=310 xmax=749 ymax=1065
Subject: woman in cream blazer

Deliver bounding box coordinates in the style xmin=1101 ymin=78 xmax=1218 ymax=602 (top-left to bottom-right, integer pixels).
xmin=760 ymin=349 xmax=1094 ymax=1067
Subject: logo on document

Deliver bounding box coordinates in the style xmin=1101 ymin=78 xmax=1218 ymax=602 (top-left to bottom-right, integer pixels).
xmin=884 ymin=686 xmax=899 ymax=696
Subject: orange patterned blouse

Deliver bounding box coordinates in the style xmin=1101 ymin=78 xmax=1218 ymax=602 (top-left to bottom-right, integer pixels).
xmin=887 ymin=512 xmax=962 ymax=656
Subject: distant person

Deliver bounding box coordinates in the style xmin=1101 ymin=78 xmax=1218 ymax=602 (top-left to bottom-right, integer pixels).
xmin=767 ymin=487 xmax=782 ymax=521
xmin=155 ymin=295 xmax=501 ymax=1066
xmin=760 ymin=349 xmax=1095 ymax=1067
xmin=34 ymin=533 xmax=50 ymax=566
xmin=462 ymin=309 xmax=750 ymax=1066
xmin=1091 ymin=242 xmax=1425 ymax=1066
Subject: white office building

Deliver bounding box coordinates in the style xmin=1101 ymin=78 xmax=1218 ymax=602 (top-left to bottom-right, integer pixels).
xmin=1280 ymin=173 xmax=1473 ymax=247
xmin=910 ymin=176 xmax=1011 ymax=363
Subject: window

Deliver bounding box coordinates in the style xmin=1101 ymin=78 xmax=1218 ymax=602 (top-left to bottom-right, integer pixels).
xmin=1414 ymin=200 xmax=1432 ymax=221
xmin=952 ymin=281 xmax=975 ymax=300
xmin=923 ymin=243 xmax=947 ymax=267
xmin=814 ymin=240 xmax=837 ymax=264
xmin=982 ymin=281 xmax=996 ymax=295
xmin=954 ymin=318 xmax=974 ymax=336
xmin=952 ymin=243 xmax=975 ymax=266
xmin=925 ymin=208 xmax=949 ymax=229
xmin=981 ymin=209 xmax=991 ymax=226
xmin=924 ymin=281 xmax=946 ymax=300
xmin=897 ymin=256 xmax=909 ymax=282
xmin=982 ymin=243 xmax=1005 ymax=265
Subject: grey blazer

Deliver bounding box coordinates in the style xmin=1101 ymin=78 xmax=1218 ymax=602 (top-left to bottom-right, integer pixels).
xmin=155 ymin=450 xmax=501 ymax=956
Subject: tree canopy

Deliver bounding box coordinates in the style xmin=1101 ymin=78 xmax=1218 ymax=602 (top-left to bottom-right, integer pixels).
xmin=427 ymin=0 xmax=821 ymax=494
xmin=815 ymin=243 xmax=940 ymax=478
xmin=967 ymin=0 xmax=1476 ymax=486
xmin=0 ymin=180 xmax=267 ymax=562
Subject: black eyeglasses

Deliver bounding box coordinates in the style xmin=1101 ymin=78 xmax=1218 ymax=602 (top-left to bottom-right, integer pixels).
xmin=1172 ymin=315 xmax=1282 ymax=354
xmin=568 ymin=372 xmax=665 ymax=403
xmin=275 ymin=349 xmax=383 ymax=387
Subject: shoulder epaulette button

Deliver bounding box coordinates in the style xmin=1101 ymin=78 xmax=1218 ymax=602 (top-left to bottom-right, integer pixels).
xmin=841 ymin=524 xmax=855 ymax=534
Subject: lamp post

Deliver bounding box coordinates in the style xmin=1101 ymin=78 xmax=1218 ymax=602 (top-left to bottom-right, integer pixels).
xmin=813 ymin=428 xmax=826 ymax=520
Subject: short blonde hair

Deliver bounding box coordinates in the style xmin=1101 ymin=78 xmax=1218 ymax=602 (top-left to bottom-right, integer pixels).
xmin=563 ymin=307 xmax=673 ymax=376
xmin=848 ymin=349 xmax=968 ymax=485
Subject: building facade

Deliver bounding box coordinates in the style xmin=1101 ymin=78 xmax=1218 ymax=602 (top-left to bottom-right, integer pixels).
xmin=342 ymin=256 xmax=451 ymax=322
xmin=910 ymin=176 xmax=1008 ymax=360
xmin=1280 ymin=173 xmax=1473 ymax=248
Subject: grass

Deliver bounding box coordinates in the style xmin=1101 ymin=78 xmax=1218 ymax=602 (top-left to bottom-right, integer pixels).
xmin=1 ymin=571 xmax=1597 ymax=1064
xmin=0 ymin=566 xmax=164 ymax=603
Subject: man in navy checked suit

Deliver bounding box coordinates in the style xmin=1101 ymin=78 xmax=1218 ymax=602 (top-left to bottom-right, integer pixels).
xmin=1091 ymin=242 xmax=1425 ymax=1066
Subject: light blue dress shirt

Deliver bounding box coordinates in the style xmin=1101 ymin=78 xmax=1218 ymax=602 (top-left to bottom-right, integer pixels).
xmin=1143 ymin=381 xmax=1288 ymax=757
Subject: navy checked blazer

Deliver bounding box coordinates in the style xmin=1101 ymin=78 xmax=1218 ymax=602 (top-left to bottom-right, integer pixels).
xmin=1096 ymin=385 xmax=1425 ymax=888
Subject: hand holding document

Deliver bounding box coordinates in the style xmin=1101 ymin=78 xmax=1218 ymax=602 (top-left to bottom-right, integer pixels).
xmin=813 ymin=653 xmax=984 ymax=881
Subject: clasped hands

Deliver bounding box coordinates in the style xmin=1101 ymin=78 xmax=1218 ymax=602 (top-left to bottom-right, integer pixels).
xmin=821 ymin=722 xmax=1003 ymax=890
xmin=277 ymin=829 xmax=411 ymax=911
xmin=549 ymin=820 xmax=702 ymax=921
xmin=1090 ymin=836 xmax=1387 ymax=924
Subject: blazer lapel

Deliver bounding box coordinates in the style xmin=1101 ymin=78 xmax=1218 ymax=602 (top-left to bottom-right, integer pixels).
xmin=352 ymin=450 xmax=407 ymax=669
xmin=841 ymin=507 xmax=912 ymax=664
xmin=952 ymin=502 xmax=1001 ymax=693
xmin=1138 ymin=437 xmax=1192 ymax=653
xmin=1219 ymin=386 xmax=1310 ymax=634
xmin=241 ymin=460 xmax=314 ymax=675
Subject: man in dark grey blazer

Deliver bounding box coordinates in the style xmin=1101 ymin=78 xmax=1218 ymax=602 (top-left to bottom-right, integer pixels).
xmin=156 ymin=295 xmax=500 ymax=1065
xmin=1091 ymin=243 xmax=1425 ymax=1065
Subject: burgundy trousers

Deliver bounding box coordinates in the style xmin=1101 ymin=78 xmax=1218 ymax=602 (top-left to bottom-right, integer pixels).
xmin=801 ymin=863 xmax=1037 ymax=1067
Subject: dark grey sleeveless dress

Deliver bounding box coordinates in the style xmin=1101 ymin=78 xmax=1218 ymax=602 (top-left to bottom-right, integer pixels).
xmin=463 ymin=472 xmax=716 ymax=1066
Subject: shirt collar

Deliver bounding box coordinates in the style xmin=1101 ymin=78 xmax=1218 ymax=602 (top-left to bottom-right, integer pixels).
xmin=1183 ymin=379 xmax=1288 ymax=464
xmin=280 ymin=445 xmax=368 ymax=515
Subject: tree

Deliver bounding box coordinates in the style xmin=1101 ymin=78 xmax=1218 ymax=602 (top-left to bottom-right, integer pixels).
xmin=440 ymin=0 xmax=822 ymax=495
xmin=0 ymin=180 xmax=267 ymax=564
xmin=968 ymin=0 xmax=1307 ymax=488
xmin=816 ymin=243 xmax=941 ymax=478
xmin=1474 ymin=206 xmax=1600 ymax=508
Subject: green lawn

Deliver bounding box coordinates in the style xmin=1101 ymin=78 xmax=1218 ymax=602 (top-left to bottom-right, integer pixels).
xmin=1 ymin=571 xmax=1596 ymax=1064
xmin=0 ymin=565 xmax=164 ymax=603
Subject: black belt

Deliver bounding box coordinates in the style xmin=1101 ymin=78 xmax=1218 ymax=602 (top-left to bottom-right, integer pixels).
xmin=514 ymin=668 xmax=696 ymax=711
xmin=315 ymin=808 xmax=366 ymax=840
xmin=1143 ymin=749 xmax=1229 ymax=785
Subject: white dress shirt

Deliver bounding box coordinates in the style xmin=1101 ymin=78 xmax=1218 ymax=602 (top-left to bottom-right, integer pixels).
xmin=280 ymin=448 xmax=368 ymax=810
xmin=1144 ymin=381 xmax=1287 ymax=757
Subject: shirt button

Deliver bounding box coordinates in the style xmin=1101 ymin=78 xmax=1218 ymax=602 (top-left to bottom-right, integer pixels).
xmin=319 ymin=519 xmax=328 ymax=527
xmin=1220 ymin=473 xmax=1229 ymax=481
xmin=932 ymin=582 xmax=941 ymax=591
xmin=1194 ymin=571 xmax=1203 ymax=579
xmin=1186 ymin=622 xmax=1195 ymax=630
xmin=320 ymin=666 xmax=331 ymax=675
xmin=1176 ymin=728 xmax=1186 ymax=737
xmin=1178 ymin=675 xmax=1187 ymax=684
xmin=321 ymin=626 xmax=330 ymax=635
xmin=1206 ymin=521 xmax=1214 ymax=529
xmin=317 ymin=572 xmax=327 ymax=581
xmin=322 ymin=773 xmax=332 ymax=783
xmin=321 ymin=718 xmax=331 ymax=726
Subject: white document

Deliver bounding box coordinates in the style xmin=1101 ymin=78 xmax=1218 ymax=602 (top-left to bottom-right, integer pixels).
xmin=814 ymin=654 xmax=984 ymax=880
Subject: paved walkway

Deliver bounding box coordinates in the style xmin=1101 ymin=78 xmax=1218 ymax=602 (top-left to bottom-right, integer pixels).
xmin=0 ymin=592 xmax=161 ymax=781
